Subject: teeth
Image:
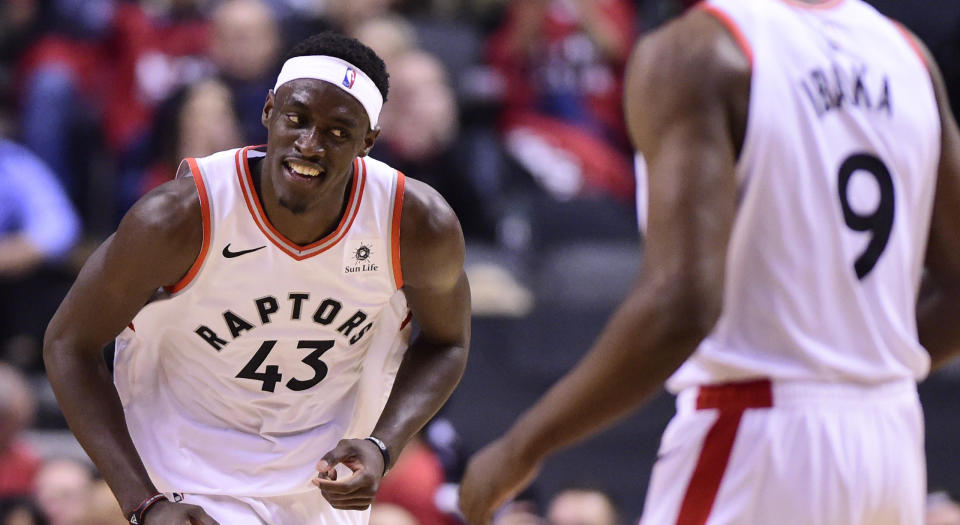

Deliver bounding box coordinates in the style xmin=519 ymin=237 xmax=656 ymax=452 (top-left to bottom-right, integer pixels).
xmin=286 ymin=160 xmax=321 ymax=177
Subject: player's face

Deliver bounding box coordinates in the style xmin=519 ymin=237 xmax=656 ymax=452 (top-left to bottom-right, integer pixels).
xmin=261 ymin=79 xmax=379 ymax=213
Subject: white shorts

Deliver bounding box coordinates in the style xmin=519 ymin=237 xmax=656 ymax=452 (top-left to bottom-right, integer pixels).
xmin=169 ymin=491 xmax=370 ymax=525
xmin=639 ymin=379 xmax=925 ymax=525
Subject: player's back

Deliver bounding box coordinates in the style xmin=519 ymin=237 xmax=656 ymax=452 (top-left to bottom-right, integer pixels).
xmin=668 ymin=0 xmax=941 ymax=391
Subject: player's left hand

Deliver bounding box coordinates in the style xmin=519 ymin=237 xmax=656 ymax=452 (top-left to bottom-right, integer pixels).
xmin=459 ymin=437 xmax=542 ymax=525
xmin=312 ymin=438 xmax=385 ymax=510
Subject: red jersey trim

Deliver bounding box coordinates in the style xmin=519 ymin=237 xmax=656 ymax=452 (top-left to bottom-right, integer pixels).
xmin=399 ymin=311 xmax=413 ymax=331
xmin=697 ymin=4 xmax=754 ymax=68
xmin=391 ymin=171 xmax=406 ymax=289
xmin=166 ymin=157 xmax=210 ymax=294
xmin=675 ymin=380 xmax=773 ymax=525
xmin=234 ymin=146 xmax=366 ymax=261
xmin=675 ymin=411 xmax=744 ymax=525
xmin=695 ymin=379 xmax=773 ymax=410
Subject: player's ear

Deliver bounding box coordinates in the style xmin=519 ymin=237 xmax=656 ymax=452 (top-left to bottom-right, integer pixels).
xmin=262 ymin=90 xmax=275 ymax=128
xmin=361 ymin=127 xmax=380 ymax=157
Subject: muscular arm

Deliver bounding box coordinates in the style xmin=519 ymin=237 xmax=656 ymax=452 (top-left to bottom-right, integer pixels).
xmin=911 ymin=35 xmax=960 ymax=368
xmin=371 ymin=178 xmax=470 ymax=462
xmin=460 ymin=11 xmax=748 ymax=522
xmin=501 ymin=8 xmax=744 ymax=465
xmin=314 ymin=177 xmax=470 ymax=510
xmin=43 ymin=170 xmax=202 ymax=514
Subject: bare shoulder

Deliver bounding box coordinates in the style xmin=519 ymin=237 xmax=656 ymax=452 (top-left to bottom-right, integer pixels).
xmin=629 ymin=8 xmax=750 ymax=94
xmin=43 ymin=167 xmax=204 ymax=351
xmin=114 ymin=174 xmax=203 ymax=286
xmin=123 ymin=176 xmax=201 ymax=246
xmin=626 ymin=8 xmax=751 ymax=154
xmin=893 ymin=24 xmax=950 ymax=110
xmin=399 ymin=177 xmax=465 ymax=289
xmin=400 ymin=177 xmax=464 ymax=254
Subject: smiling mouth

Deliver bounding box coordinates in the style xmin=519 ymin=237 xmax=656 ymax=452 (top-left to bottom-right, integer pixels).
xmin=284 ymin=158 xmax=325 ymax=179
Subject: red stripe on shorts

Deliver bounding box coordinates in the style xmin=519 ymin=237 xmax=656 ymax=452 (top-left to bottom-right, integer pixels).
xmin=676 ymin=380 xmax=773 ymax=525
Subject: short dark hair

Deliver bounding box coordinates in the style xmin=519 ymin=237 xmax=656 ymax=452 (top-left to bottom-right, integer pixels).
xmin=284 ymin=32 xmax=389 ymax=102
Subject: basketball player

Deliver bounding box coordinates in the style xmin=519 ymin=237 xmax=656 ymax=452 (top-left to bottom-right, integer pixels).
xmin=43 ymin=33 xmax=471 ymax=525
xmin=459 ymin=0 xmax=960 ymax=523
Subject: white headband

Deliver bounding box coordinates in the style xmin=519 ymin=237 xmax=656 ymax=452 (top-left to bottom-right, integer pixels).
xmin=274 ymin=55 xmax=384 ymax=128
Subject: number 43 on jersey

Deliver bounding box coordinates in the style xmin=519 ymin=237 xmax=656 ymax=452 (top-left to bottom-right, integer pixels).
xmin=236 ymin=339 xmax=334 ymax=392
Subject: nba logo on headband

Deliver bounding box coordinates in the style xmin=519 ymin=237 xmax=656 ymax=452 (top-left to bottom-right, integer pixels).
xmin=343 ymin=67 xmax=357 ymax=88
xmin=275 ymin=56 xmax=383 ymax=128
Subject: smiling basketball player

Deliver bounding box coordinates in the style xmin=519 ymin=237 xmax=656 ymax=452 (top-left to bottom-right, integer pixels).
xmin=44 ymin=32 xmax=471 ymax=525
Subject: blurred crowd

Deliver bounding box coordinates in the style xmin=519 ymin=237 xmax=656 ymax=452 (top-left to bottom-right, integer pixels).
xmin=0 ymin=0 xmax=653 ymax=371
xmin=2 ymin=0 xmax=960 ymax=523
xmin=0 ymin=0 xmax=648 ymax=521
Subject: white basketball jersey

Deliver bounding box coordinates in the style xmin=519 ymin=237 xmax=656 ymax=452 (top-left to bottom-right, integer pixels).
xmin=114 ymin=146 xmax=412 ymax=498
xmin=665 ymin=0 xmax=941 ymax=391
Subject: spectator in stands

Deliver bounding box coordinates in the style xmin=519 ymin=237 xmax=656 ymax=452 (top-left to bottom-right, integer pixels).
xmin=33 ymin=459 xmax=93 ymax=525
xmin=0 ymin=139 xmax=80 ymax=369
xmin=325 ymin=0 xmax=396 ymax=33
xmin=131 ymin=79 xmax=243 ymax=204
xmin=371 ymin=46 xmax=497 ymax=240
xmin=493 ymin=499 xmax=543 ymax=525
xmin=0 ymin=140 xmax=79 ymax=278
xmin=0 ymin=364 xmax=39 ymax=500
xmin=546 ymin=487 xmax=619 ymax=525
xmin=17 ymin=0 xmax=210 ymax=208
xmin=376 ymin=436 xmax=457 ymax=525
xmin=0 ymin=0 xmax=41 ymax=79
xmin=0 ymin=498 xmax=43 ymax=525
xmin=173 ymin=79 xmax=244 ymax=158
xmin=352 ymin=15 xmax=417 ymax=66
xmin=485 ymin=0 xmax=637 ymax=201
xmin=209 ymin=0 xmax=282 ymax=145
xmin=122 ymin=0 xmax=275 ymax=209
xmin=378 ymin=50 xmax=458 ymax=166
xmin=15 ymin=0 xmax=114 ymax=200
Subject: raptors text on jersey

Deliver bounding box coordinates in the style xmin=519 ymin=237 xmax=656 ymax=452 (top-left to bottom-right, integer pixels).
xmin=113 ymin=147 xmax=413 ymax=498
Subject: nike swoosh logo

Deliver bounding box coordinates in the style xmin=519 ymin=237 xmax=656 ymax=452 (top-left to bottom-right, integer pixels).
xmin=222 ymin=244 xmax=267 ymax=258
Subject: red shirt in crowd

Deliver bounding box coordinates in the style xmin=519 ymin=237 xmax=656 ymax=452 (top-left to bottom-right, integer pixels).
xmin=0 ymin=440 xmax=41 ymax=497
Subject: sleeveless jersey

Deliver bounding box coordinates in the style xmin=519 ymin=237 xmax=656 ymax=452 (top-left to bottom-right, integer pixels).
xmin=665 ymin=0 xmax=941 ymax=391
xmin=114 ymin=146 xmax=412 ymax=497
